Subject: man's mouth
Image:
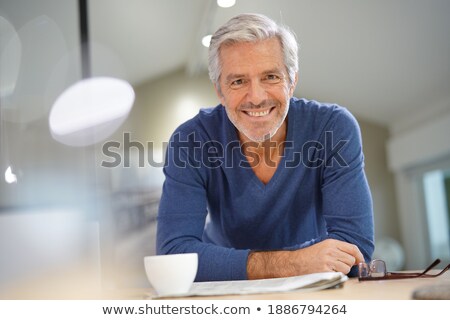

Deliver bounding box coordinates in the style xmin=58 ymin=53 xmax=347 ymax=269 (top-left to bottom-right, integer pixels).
xmin=243 ymin=107 xmax=274 ymax=117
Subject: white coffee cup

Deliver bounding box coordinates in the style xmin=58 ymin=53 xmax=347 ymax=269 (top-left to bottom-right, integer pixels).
xmin=144 ymin=253 xmax=198 ymax=296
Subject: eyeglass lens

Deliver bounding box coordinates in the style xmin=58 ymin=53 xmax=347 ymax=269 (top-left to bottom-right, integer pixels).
xmin=358 ymin=259 xmax=387 ymax=278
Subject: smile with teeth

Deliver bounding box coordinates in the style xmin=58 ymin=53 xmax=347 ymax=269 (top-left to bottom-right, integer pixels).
xmin=244 ymin=109 xmax=271 ymax=117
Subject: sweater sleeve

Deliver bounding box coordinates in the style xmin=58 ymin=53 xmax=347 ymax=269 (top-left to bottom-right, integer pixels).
xmin=281 ymin=107 xmax=374 ymax=276
xmin=320 ymin=108 xmax=375 ymax=275
xmin=156 ymin=129 xmax=250 ymax=281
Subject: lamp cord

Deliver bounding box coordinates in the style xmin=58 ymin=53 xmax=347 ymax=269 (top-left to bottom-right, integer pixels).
xmin=78 ymin=0 xmax=91 ymax=79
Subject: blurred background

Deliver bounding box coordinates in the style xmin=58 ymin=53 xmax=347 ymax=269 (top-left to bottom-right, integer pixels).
xmin=1 ymin=0 xmax=449 ymax=298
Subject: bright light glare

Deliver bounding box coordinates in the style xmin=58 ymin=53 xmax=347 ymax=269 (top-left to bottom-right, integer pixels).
xmin=5 ymin=166 xmax=17 ymax=184
xmin=202 ymin=35 xmax=212 ymax=48
xmin=217 ymin=0 xmax=236 ymax=8
xmin=49 ymin=77 xmax=135 ymax=146
xmin=176 ymin=97 xmax=200 ymax=124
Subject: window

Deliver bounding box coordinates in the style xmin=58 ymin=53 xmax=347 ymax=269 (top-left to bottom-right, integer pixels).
xmin=422 ymin=169 xmax=450 ymax=261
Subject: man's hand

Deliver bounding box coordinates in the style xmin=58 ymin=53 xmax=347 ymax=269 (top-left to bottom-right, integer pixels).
xmin=247 ymin=239 xmax=364 ymax=280
xmin=296 ymin=239 xmax=365 ymax=274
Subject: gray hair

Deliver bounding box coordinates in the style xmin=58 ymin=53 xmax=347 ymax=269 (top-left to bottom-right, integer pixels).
xmin=208 ymin=13 xmax=299 ymax=91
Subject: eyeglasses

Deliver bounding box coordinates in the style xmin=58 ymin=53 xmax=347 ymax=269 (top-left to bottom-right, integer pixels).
xmin=358 ymin=258 xmax=450 ymax=281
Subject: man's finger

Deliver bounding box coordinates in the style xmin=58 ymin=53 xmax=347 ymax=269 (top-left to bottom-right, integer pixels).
xmin=337 ymin=242 xmax=365 ymax=264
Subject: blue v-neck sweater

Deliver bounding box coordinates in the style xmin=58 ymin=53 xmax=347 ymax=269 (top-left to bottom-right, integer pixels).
xmin=157 ymin=98 xmax=374 ymax=281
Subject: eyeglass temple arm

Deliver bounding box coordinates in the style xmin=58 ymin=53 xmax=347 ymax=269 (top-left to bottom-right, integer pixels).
xmin=389 ymin=259 xmax=442 ymax=277
xmin=421 ymin=259 xmax=442 ymax=274
xmin=422 ymin=263 xmax=450 ymax=277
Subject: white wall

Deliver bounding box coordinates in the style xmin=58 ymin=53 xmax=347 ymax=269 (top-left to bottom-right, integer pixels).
xmin=360 ymin=121 xmax=399 ymax=243
xmin=387 ymin=104 xmax=450 ymax=268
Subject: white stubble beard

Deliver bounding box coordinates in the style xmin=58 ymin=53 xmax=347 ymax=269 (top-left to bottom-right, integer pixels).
xmin=225 ymin=96 xmax=290 ymax=143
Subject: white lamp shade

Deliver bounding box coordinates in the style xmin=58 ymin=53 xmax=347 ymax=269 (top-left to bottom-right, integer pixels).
xmin=49 ymin=77 xmax=135 ymax=146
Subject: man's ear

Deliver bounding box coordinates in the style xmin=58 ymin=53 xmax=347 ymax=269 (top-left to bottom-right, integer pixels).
xmin=214 ymin=84 xmax=226 ymax=106
xmin=289 ymin=73 xmax=299 ymax=97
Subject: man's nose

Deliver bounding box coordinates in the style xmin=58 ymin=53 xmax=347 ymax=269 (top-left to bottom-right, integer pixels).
xmin=246 ymin=80 xmax=267 ymax=106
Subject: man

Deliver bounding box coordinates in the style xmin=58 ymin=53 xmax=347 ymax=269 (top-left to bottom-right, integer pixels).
xmin=157 ymin=13 xmax=374 ymax=281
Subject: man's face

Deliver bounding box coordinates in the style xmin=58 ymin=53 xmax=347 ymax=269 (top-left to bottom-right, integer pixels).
xmin=216 ymin=37 xmax=297 ymax=143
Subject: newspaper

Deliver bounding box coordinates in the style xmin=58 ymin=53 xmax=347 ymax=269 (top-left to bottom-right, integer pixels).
xmin=153 ymin=272 xmax=347 ymax=298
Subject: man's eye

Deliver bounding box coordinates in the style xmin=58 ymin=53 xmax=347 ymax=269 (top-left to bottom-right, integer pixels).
xmin=230 ymin=79 xmax=245 ymax=87
xmin=264 ymin=74 xmax=281 ymax=83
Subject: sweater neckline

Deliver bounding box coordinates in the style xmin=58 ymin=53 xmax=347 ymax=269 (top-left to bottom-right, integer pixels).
xmin=225 ymin=99 xmax=297 ymax=191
